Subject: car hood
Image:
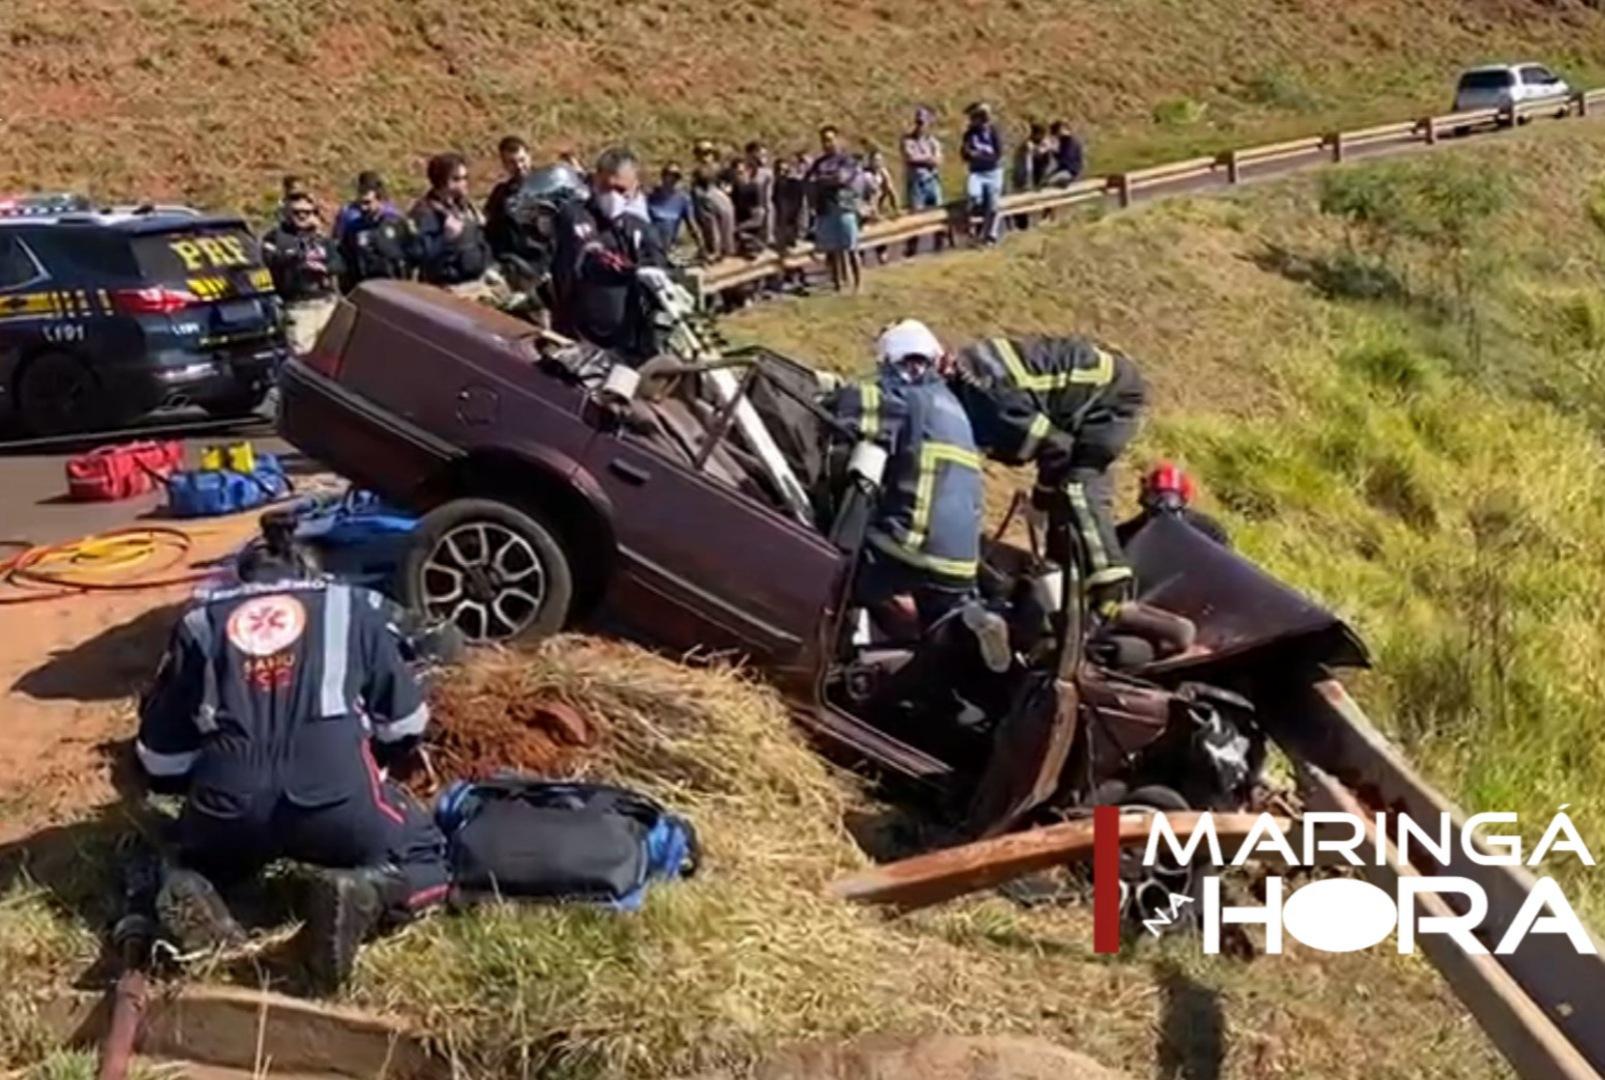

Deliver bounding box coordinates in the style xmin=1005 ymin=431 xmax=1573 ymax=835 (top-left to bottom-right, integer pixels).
xmin=1124 ymin=512 xmax=1369 ymax=679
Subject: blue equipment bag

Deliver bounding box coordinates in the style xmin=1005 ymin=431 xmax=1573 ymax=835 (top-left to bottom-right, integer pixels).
xmin=166 ymin=454 xmax=291 ymax=518
xmin=436 ymin=777 xmax=700 ymax=911
xmin=290 ymin=490 xmax=419 ymax=593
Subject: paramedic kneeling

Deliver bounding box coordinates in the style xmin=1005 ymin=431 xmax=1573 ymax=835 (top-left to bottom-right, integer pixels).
xmin=135 ymin=540 xmax=448 ymax=993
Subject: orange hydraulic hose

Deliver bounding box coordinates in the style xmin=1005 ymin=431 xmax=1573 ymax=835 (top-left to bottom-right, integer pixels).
xmin=0 ymin=526 xmax=217 ymax=605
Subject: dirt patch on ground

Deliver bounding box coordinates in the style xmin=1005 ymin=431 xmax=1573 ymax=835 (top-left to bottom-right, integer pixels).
xmin=422 ymin=665 xmax=599 ymax=787
xmin=735 ymin=1035 xmax=1132 ymax=1080
xmin=0 ymin=513 xmax=262 ymax=842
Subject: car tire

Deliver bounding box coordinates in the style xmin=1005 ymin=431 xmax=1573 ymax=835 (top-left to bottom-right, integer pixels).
xmin=16 ymin=350 xmax=109 ymax=436
xmin=401 ymin=497 xmax=574 ymax=645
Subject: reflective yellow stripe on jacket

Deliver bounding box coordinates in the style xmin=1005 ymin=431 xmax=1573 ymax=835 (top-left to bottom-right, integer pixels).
xmin=904 ymin=441 xmax=982 ymax=552
xmin=990 ymin=337 xmax=1115 ymax=393
xmin=860 ymin=383 xmax=881 ymax=440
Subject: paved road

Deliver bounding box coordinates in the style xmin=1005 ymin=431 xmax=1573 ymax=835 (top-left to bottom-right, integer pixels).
xmin=0 ymin=408 xmax=293 ymax=547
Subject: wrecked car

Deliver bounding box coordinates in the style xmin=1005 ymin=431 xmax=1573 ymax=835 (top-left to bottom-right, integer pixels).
xmin=278 ymin=281 xmax=1368 ymax=920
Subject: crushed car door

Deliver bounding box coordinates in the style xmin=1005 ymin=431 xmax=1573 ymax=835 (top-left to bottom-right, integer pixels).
xmin=586 ymin=393 xmax=847 ymax=684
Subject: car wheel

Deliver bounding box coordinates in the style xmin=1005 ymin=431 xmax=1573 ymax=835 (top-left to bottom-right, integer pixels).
xmin=202 ymin=387 xmax=269 ymax=419
xmin=16 ymin=351 xmax=108 ymax=436
xmin=402 ymin=498 xmax=574 ymax=645
xmin=1118 ymin=785 xmax=1199 ymax=936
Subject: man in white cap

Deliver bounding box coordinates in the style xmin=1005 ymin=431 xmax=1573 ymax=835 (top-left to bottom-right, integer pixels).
xmin=827 ymin=319 xmax=985 ymax=634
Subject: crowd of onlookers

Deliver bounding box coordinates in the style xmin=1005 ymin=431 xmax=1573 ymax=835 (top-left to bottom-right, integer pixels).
xmin=644 ymin=103 xmax=1087 ymax=293
xmin=259 ymin=103 xmax=1088 ymax=323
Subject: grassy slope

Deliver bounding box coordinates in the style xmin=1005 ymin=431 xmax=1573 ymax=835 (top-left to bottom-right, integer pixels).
xmin=4 ymin=0 xmax=1605 ymax=218
xmin=729 ymin=117 xmax=1605 ymax=923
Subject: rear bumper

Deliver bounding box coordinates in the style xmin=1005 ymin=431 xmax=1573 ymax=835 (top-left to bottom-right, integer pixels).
xmin=277 ymin=359 xmax=461 ymax=503
xmin=106 ymin=342 xmax=288 ymax=411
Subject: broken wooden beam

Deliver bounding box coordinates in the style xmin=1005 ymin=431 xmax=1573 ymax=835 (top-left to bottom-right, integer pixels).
xmin=832 ymin=812 xmax=1285 ymax=911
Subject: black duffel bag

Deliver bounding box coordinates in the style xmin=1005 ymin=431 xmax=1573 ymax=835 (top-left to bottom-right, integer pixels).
xmin=435 ymin=776 xmax=699 ymax=910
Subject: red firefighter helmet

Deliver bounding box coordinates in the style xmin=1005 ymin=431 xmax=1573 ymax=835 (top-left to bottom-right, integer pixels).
xmin=1141 ymin=461 xmax=1196 ymax=509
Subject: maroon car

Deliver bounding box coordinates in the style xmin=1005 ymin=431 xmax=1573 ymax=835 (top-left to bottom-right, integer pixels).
xmin=279 ymin=282 xmax=1365 ymax=866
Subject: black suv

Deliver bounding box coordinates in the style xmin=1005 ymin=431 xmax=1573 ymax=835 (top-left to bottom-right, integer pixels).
xmin=0 ymin=194 xmax=287 ymax=436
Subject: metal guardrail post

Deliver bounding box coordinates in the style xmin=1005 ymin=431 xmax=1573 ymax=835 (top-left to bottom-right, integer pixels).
xmin=1327 ymin=132 xmax=1344 ymax=163
xmin=1421 ymin=117 xmax=1438 ymax=146
xmin=1578 ymin=90 xmax=1590 ymax=118
xmin=1113 ymin=174 xmax=1133 ymax=208
xmin=1500 ymin=102 xmax=1517 ymax=128
xmin=1223 ymin=150 xmax=1241 ymax=184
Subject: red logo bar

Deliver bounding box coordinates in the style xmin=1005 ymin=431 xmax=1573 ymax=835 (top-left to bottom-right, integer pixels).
xmin=1093 ymin=804 xmax=1121 ymax=954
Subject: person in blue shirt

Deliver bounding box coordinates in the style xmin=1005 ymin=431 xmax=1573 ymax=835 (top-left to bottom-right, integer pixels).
xmin=646 ymin=163 xmax=702 ymax=256
xmin=332 ymin=171 xmax=398 ymax=242
xmin=961 ymin=102 xmax=1006 ymax=246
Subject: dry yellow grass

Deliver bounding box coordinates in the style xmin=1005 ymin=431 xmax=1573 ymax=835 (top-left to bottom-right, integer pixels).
xmin=348 ymin=640 xmax=1505 ymax=1079
xmin=4 ymin=0 xmax=1605 ymax=218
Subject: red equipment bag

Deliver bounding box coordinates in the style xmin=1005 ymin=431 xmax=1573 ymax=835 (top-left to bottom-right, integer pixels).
xmin=65 ymin=441 xmax=184 ymax=502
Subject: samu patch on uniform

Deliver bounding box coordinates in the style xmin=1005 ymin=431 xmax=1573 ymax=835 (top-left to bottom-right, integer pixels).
xmin=226 ymin=594 xmax=308 ymax=657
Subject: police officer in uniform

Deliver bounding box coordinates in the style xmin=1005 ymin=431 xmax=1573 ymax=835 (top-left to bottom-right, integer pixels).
xmin=260 ymin=191 xmax=344 ymax=356
xmin=948 ymin=334 xmax=1146 ymax=614
xmin=551 ymin=147 xmax=669 ymax=360
xmin=338 ymin=174 xmax=417 ymax=291
xmin=410 ymin=152 xmax=499 ymax=301
xmin=829 ymin=320 xmax=986 ymax=634
xmin=137 ymin=531 xmax=449 ymax=993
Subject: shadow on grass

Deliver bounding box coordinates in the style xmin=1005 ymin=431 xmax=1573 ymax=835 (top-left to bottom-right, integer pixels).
xmin=1247 ymin=242 xmax=1407 ymax=303
xmin=11 ymin=602 xmax=183 ymax=703
xmin=0 ymin=741 xmax=311 ymax=996
xmin=1155 ymin=959 xmax=1226 ymax=1080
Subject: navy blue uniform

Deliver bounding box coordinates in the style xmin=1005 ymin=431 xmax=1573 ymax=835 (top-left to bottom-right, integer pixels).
xmin=951 ymin=335 xmax=1146 ymax=604
xmin=136 ymin=580 xmax=448 ymax=915
xmin=829 ymin=367 xmax=984 ymax=625
xmin=550 ymin=200 xmax=668 ymax=360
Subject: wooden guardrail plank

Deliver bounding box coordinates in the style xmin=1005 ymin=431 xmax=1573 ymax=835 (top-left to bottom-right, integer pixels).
xmin=1296 ymin=760 xmax=1600 ymax=1080
xmin=1339 ymin=119 xmax=1421 ymax=143
xmin=1267 ymin=679 xmax=1605 ymax=1073
xmin=695 ymin=82 xmax=1604 ymax=298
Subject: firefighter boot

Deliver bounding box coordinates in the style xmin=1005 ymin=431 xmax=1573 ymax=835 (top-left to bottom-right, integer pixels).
xmin=156 ymin=867 xmax=246 ymax=955
xmin=302 ymin=867 xmax=397 ymax=993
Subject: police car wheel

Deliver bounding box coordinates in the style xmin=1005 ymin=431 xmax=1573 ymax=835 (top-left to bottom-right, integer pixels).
xmin=403 ymin=498 xmax=574 ymax=645
xmin=18 ymin=351 xmax=106 ymax=436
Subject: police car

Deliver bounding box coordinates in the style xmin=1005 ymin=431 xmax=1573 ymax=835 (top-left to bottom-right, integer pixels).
xmin=0 ymin=193 xmax=287 ymax=436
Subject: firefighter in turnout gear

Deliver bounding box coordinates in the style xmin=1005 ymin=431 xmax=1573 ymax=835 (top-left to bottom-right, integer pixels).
xmin=829 ymin=319 xmax=985 ymax=633
xmin=136 ymin=528 xmax=449 ymax=993
xmin=949 ymin=334 xmax=1146 ymax=613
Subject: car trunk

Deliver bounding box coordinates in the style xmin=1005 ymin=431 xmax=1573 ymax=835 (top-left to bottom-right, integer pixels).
xmin=129 ymin=224 xmax=278 ymax=346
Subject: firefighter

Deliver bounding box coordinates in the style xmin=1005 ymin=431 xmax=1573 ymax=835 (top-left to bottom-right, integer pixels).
xmin=338 ymin=174 xmax=417 ymax=291
xmin=829 ymin=319 xmax=986 ymax=635
xmin=550 ymin=146 xmax=669 ymax=360
xmin=948 ymin=334 xmax=1146 ymax=614
xmin=1116 ymin=461 xmax=1231 ymax=549
xmin=136 ymin=527 xmax=449 ymax=993
xmin=260 ymin=191 xmax=344 ymax=356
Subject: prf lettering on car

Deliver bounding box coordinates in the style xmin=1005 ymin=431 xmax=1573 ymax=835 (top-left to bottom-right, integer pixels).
xmin=168 ymin=235 xmax=252 ymax=272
